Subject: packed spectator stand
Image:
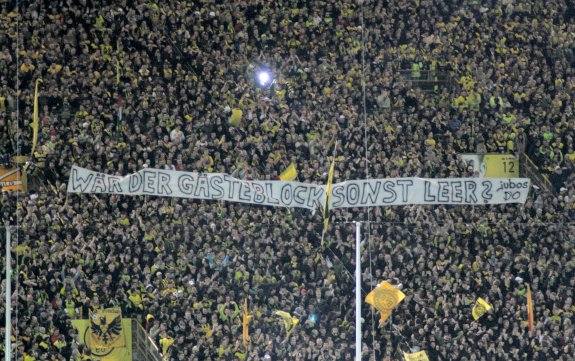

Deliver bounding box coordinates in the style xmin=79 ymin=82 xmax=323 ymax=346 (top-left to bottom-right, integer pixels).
xmin=1 ymin=0 xmax=575 ymax=360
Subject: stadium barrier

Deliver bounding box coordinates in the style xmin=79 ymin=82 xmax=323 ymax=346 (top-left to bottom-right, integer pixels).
xmin=131 ymin=319 xmax=162 ymax=361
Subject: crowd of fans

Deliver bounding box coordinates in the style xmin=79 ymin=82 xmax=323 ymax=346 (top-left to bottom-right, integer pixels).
xmin=1 ymin=0 xmax=575 ymax=360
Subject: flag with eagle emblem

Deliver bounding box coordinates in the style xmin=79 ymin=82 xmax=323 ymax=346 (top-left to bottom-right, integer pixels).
xmin=89 ymin=307 xmax=126 ymax=351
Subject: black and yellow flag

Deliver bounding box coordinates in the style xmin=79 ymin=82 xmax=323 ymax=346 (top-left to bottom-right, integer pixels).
xmin=472 ymin=298 xmax=492 ymax=320
xmin=279 ymin=163 xmax=298 ymax=181
xmin=365 ymin=281 xmax=406 ymax=323
xmin=89 ymin=307 xmax=125 ymax=351
xmin=274 ymin=311 xmax=299 ymax=339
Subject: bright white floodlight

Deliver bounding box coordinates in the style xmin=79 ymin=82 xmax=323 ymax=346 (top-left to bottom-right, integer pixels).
xmin=257 ymin=70 xmax=272 ymax=86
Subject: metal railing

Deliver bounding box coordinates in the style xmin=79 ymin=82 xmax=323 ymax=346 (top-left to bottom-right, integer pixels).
xmin=397 ymin=69 xmax=453 ymax=92
xmin=131 ymin=320 xmax=163 ymax=361
xmin=519 ymin=153 xmax=555 ymax=195
xmin=516 ymin=133 xmax=556 ymax=194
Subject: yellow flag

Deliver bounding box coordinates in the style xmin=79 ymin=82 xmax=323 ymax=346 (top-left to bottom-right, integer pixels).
xmin=323 ymin=156 xmax=336 ymax=224
xmin=200 ymin=324 xmax=212 ymax=338
xmin=11 ymin=245 xmax=31 ymax=256
xmin=472 ymin=297 xmax=492 ymax=320
xmin=321 ymin=143 xmax=337 ymax=246
xmin=89 ymin=307 xmax=126 ymax=352
xmin=31 ymin=78 xmax=43 ymax=156
xmin=229 ymin=108 xmax=243 ymax=127
xmin=242 ymin=299 xmax=252 ymax=347
xmin=279 ymin=163 xmax=298 ymax=181
xmin=365 ymin=281 xmax=406 ymax=323
xmin=526 ymin=284 xmax=534 ymax=334
xmin=274 ymin=311 xmax=299 ymax=339
xmin=160 ymin=336 xmax=174 ymax=356
xmin=116 ymin=59 xmax=121 ymax=85
xmin=403 ymin=351 xmax=429 ymax=361
xmin=72 ymin=319 xmax=132 ymax=361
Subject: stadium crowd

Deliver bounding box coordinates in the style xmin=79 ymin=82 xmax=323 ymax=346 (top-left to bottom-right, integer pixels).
xmin=1 ymin=0 xmax=575 ymax=360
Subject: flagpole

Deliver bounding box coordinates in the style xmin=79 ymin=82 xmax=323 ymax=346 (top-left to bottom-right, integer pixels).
xmin=5 ymin=226 xmax=12 ymax=361
xmin=355 ymin=221 xmax=361 ymax=361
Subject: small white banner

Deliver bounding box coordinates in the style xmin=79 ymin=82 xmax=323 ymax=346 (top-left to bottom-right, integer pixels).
xmin=329 ymin=178 xmax=530 ymax=208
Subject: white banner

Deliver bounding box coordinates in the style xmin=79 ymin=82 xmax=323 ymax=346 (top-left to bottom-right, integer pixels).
xmin=329 ymin=178 xmax=530 ymax=208
xmin=67 ymin=166 xmax=324 ymax=210
xmin=67 ymin=166 xmax=531 ymax=209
